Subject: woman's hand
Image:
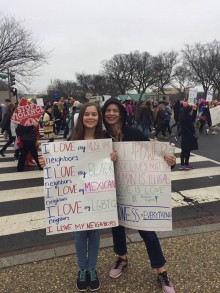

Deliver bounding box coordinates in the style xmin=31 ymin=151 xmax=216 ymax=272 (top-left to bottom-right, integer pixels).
xmin=110 ymin=150 xmax=117 ymax=162
xmin=38 ymin=155 xmax=46 ymax=168
xmin=164 ymin=154 xmax=176 ymax=167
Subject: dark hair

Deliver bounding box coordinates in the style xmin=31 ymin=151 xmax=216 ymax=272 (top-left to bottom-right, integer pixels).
xmin=179 ymin=105 xmax=193 ymax=128
xmin=70 ymin=102 xmax=103 ymax=140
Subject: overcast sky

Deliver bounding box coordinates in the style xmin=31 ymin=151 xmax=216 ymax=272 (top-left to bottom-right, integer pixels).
xmin=2 ymin=0 xmax=220 ymax=94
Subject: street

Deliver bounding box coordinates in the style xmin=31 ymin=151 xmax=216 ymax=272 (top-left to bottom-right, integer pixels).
xmin=0 ymin=129 xmax=220 ymax=255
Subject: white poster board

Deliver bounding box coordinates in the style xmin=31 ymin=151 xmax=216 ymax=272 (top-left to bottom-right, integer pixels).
xmin=188 ymin=88 xmax=198 ymax=105
xmin=113 ymin=141 xmax=172 ymax=231
xmin=209 ymin=106 xmax=220 ymax=125
xmin=36 ymin=98 xmax=44 ymax=107
xmin=42 ymin=139 xmax=118 ymax=235
xmin=206 ymin=90 xmax=213 ymax=102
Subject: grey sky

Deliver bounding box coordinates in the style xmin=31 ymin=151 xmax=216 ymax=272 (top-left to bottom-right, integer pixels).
xmin=1 ymin=0 xmax=220 ymax=94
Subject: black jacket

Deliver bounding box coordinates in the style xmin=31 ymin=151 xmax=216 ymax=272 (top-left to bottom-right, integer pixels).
xmin=16 ymin=124 xmax=37 ymax=142
xmin=181 ymin=115 xmax=198 ymax=151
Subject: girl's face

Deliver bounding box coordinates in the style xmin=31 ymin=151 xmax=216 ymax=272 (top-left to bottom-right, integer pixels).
xmin=83 ymin=105 xmax=99 ymax=129
xmin=104 ymin=104 xmax=120 ymax=126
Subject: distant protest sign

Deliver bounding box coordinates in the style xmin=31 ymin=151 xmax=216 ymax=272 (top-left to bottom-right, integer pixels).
xmin=42 ymin=139 xmax=118 ymax=235
xmin=113 ymin=141 xmax=172 ymax=231
xmin=209 ymin=106 xmax=220 ymax=125
xmin=188 ymin=88 xmax=198 ymax=105
xmin=11 ymin=98 xmax=44 ymax=126
xmin=206 ymin=90 xmax=213 ymax=102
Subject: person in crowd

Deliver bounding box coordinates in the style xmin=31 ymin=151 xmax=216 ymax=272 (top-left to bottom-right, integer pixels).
xmin=171 ymin=100 xmax=181 ymax=133
xmin=42 ymin=105 xmax=56 ymax=142
xmin=139 ymin=100 xmax=152 ymax=137
xmin=63 ymin=96 xmax=75 ymax=138
xmin=179 ymin=105 xmax=198 ymax=170
xmin=199 ymin=104 xmax=211 ymax=134
xmin=134 ymin=101 xmax=144 ymax=130
xmin=124 ymin=100 xmax=134 ymax=126
xmin=102 ymin=97 xmax=176 ymax=293
xmin=39 ymin=102 xmax=116 ymax=292
xmin=16 ymin=121 xmax=43 ymax=172
xmin=0 ymin=99 xmax=12 ymax=139
xmin=154 ymin=103 xmax=166 ymax=140
xmin=164 ymin=101 xmax=172 ymax=136
xmin=0 ymin=103 xmax=16 ymax=157
xmin=53 ymin=102 xmax=62 ymax=134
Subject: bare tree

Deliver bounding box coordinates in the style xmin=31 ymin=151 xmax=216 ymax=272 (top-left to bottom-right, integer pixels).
xmin=152 ymin=50 xmax=179 ymax=94
xmin=51 ymin=79 xmax=84 ymax=100
xmin=127 ymin=51 xmax=155 ymax=99
xmin=76 ymin=73 xmax=120 ymax=96
xmin=0 ymin=15 xmax=50 ymax=87
xmin=182 ymin=40 xmax=220 ymax=97
xmin=172 ymin=64 xmax=196 ymax=99
xmin=102 ymin=54 xmax=132 ymax=94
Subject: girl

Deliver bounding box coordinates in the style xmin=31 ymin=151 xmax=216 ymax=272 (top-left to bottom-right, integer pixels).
xmin=102 ymin=97 xmax=176 ymax=293
xmin=39 ymin=102 xmax=116 ymax=292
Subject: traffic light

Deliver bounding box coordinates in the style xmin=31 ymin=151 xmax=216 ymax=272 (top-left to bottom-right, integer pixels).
xmin=10 ymin=73 xmax=16 ymax=86
xmin=10 ymin=87 xmax=17 ymax=96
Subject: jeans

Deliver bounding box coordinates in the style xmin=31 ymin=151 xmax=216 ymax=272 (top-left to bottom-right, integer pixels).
xmin=112 ymin=226 xmax=166 ymax=269
xmin=75 ymin=229 xmax=101 ymax=271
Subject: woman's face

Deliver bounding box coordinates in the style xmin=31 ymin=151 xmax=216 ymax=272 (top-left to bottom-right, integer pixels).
xmin=83 ymin=105 xmax=99 ymax=129
xmin=104 ymin=104 xmax=120 ymax=126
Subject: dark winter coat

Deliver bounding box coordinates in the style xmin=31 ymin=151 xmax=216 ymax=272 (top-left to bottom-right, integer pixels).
xmin=16 ymin=124 xmax=37 ymax=142
xmin=0 ymin=109 xmax=12 ymax=135
xmin=155 ymin=110 xmax=165 ymax=129
xmin=181 ymin=115 xmax=198 ymax=151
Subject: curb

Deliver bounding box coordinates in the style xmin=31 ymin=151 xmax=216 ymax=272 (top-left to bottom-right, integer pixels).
xmin=0 ymin=223 xmax=219 ymax=269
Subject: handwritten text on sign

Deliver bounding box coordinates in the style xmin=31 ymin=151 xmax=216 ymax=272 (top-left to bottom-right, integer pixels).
xmin=42 ymin=139 xmax=118 ymax=235
xmin=113 ymin=141 xmax=172 ymax=231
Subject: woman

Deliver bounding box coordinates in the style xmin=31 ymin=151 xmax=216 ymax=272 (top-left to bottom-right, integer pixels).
xmin=16 ymin=121 xmax=43 ymax=172
xmin=39 ymin=102 xmax=116 ymax=292
xmin=179 ymin=105 xmax=198 ymax=170
xmin=102 ymin=97 xmax=176 ymax=293
xmin=154 ymin=103 xmax=166 ymax=140
xmin=43 ymin=105 xmax=56 ymax=142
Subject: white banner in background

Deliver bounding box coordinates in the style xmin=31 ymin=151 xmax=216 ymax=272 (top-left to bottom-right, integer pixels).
xmin=188 ymin=88 xmax=198 ymax=105
xmin=206 ymin=90 xmax=213 ymax=102
xmin=209 ymin=106 xmax=220 ymax=125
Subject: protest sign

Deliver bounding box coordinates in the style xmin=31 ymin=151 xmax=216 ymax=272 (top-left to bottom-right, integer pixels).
xmin=42 ymin=139 xmax=118 ymax=235
xmin=36 ymin=98 xmax=44 ymax=107
xmin=206 ymin=90 xmax=213 ymax=101
xmin=188 ymin=88 xmax=198 ymax=105
xmin=113 ymin=141 xmax=172 ymax=231
xmin=11 ymin=98 xmax=44 ymax=126
xmin=209 ymin=105 xmax=220 ymax=125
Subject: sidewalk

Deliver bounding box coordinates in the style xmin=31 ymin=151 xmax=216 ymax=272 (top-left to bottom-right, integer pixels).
xmin=0 ymin=225 xmax=219 ymax=293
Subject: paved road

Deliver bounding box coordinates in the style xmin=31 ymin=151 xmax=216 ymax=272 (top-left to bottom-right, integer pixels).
xmin=0 ymin=128 xmax=220 ymax=255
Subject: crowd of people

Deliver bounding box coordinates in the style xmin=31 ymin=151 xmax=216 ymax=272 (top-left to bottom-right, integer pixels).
xmin=0 ymin=94 xmax=219 ymax=292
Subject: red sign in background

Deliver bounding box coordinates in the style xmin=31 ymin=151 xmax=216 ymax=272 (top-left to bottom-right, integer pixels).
xmin=11 ymin=98 xmax=44 ymax=126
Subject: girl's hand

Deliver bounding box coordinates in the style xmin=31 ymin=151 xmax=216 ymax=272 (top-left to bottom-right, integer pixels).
xmin=110 ymin=150 xmax=117 ymax=162
xmin=164 ymin=154 xmax=176 ymax=167
xmin=38 ymin=155 xmax=46 ymax=167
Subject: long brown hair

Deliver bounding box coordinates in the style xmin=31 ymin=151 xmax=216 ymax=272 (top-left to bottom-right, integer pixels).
xmin=70 ymin=102 xmax=104 ymax=140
